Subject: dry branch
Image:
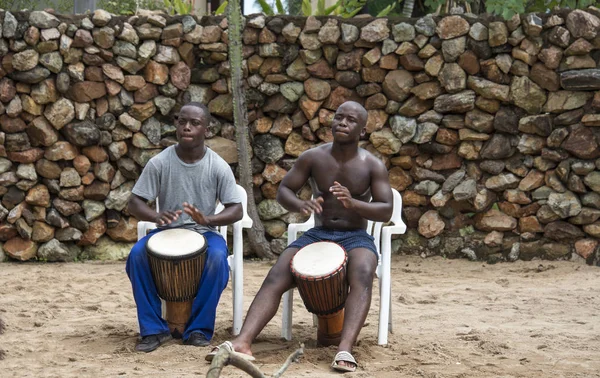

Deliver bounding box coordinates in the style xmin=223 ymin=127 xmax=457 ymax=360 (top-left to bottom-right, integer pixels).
xmin=206 ymin=344 xmax=304 ymax=378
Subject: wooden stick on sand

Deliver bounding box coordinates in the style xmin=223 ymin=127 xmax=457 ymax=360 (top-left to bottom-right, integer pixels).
xmin=206 ymin=344 xmax=304 ymax=378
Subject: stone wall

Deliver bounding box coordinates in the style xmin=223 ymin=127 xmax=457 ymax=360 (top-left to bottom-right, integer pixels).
xmin=0 ymin=9 xmax=599 ymax=264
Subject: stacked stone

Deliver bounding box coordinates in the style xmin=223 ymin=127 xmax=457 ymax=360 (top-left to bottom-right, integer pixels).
xmin=0 ymin=9 xmax=239 ymax=261
xmin=0 ymin=9 xmax=599 ymax=263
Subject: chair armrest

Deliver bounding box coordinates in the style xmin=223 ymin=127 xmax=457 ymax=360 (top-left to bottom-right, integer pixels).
xmin=137 ymin=221 xmax=157 ymax=241
xmin=287 ymin=214 xmax=315 ymax=244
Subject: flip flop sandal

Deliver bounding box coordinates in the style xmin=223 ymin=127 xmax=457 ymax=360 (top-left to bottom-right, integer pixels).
xmin=205 ymin=341 xmax=256 ymax=362
xmin=331 ymin=351 xmax=357 ymax=373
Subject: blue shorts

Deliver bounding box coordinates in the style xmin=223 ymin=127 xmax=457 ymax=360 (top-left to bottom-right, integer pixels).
xmin=288 ymin=227 xmax=378 ymax=257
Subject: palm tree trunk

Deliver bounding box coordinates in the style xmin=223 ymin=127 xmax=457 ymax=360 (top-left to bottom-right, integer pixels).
xmin=227 ymin=0 xmax=275 ymax=259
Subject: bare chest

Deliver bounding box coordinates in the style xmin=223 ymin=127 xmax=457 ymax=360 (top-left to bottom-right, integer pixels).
xmin=311 ymin=157 xmax=371 ymax=197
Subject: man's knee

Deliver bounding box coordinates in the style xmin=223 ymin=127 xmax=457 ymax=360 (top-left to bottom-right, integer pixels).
xmin=128 ymin=239 xmax=148 ymax=263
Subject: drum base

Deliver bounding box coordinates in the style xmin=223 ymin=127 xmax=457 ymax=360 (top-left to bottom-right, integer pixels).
xmin=316 ymin=309 xmax=344 ymax=347
xmin=165 ymin=301 xmax=192 ymax=339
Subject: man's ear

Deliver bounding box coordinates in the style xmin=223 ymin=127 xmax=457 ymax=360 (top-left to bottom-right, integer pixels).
xmin=360 ymin=127 xmax=367 ymax=138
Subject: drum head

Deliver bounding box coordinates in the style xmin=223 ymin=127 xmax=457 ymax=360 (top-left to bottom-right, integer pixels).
xmin=147 ymin=228 xmax=206 ymax=259
xmin=292 ymin=241 xmax=346 ymax=278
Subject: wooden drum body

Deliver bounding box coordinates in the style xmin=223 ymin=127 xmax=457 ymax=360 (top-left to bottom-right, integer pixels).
xmin=291 ymin=241 xmax=349 ymax=346
xmin=146 ymin=228 xmax=207 ymax=338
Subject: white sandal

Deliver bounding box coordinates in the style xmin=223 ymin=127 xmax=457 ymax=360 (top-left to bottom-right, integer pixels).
xmin=205 ymin=341 xmax=256 ymax=362
xmin=331 ymin=351 xmax=357 ymax=373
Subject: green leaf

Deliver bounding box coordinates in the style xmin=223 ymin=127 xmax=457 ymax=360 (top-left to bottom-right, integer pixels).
xmin=276 ymin=0 xmax=285 ymax=14
xmin=376 ymin=2 xmax=396 ymax=16
xmin=317 ymin=0 xmax=326 ymax=15
xmin=257 ymin=0 xmax=275 ymax=15
xmin=325 ymin=0 xmax=342 ymax=15
xmin=302 ymin=0 xmax=312 ymax=15
xmin=215 ymin=0 xmax=228 ymax=14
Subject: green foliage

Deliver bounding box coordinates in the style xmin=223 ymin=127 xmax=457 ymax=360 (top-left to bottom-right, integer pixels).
xmin=256 ymin=0 xmax=275 ymax=15
xmin=97 ymin=0 xmax=161 ymax=15
xmin=366 ymin=0 xmax=403 ymax=17
xmin=375 ymin=1 xmax=397 ymax=16
xmin=163 ymin=0 xmax=192 ymax=15
xmin=255 ymin=0 xmax=286 ymax=15
xmin=485 ymin=0 xmax=524 ymax=20
xmin=0 ymin=0 xmax=43 ymax=11
xmin=215 ymin=0 xmax=229 ymax=14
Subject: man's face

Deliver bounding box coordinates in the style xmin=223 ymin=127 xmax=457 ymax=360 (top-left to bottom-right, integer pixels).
xmin=175 ymin=105 xmax=207 ymax=149
xmin=331 ymin=103 xmax=366 ymax=143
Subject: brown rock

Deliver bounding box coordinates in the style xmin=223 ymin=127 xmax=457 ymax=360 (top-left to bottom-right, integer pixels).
xmin=473 ymin=209 xmax=517 ymax=231
xmin=78 ymin=217 xmax=107 ymax=246
xmin=418 ymin=210 xmax=445 ymax=238
xmin=561 ymin=126 xmax=600 ymax=159
xmin=105 ymin=216 xmax=138 ymax=242
xmin=25 ymin=185 xmax=50 ymax=207
xmin=6 ymin=147 xmax=42 ymax=164
xmin=68 ymin=81 xmax=106 ymax=102
xmin=32 ymin=221 xmax=54 ymax=242
xmin=123 ymin=75 xmax=147 ymax=91
xmin=3 ymin=237 xmax=38 ymax=261
xmin=574 ymin=239 xmax=598 ymax=259
xmin=262 ymin=164 xmax=287 ymax=184
xmin=169 ymin=61 xmax=191 ymax=90
xmin=144 ymin=60 xmax=169 ymax=85
xmin=388 ymin=167 xmax=412 ymax=191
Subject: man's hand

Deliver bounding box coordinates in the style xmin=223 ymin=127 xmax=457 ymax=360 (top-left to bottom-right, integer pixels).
xmin=155 ymin=210 xmax=182 ymax=226
xmin=330 ymin=181 xmax=354 ymax=209
xmin=183 ymin=202 xmax=210 ymax=226
xmin=300 ymin=197 xmax=324 ymax=215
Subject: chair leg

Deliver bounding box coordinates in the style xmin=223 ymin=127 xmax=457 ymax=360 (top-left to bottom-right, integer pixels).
xmin=281 ymin=289 xmax=293 ymax=341
xmin=389 ymin=287 xmax=393 ymax=334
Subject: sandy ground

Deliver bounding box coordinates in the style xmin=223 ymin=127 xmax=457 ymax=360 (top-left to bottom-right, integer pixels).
xmin=1 ymin=255 xmax=599 ymax=378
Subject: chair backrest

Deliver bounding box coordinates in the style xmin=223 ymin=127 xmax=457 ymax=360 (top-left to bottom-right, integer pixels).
xmin=215 ymin=184 xmax=249 ymax=216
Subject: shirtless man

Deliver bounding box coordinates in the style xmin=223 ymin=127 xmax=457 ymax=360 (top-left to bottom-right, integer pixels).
xmin=206 ymin=101 xmax=393 ymax=372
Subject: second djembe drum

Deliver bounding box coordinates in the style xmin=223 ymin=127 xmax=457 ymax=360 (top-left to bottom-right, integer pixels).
xmin=290 ymin=241 xmax=349 ymax=346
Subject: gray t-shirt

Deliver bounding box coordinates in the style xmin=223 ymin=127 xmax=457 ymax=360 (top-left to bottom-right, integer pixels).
xmin=132 ymin=145 xmax=241 ymax=234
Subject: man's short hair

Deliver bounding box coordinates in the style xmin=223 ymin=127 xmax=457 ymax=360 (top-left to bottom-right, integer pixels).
xmin=182 ymin=102 xmax=210 ymax=121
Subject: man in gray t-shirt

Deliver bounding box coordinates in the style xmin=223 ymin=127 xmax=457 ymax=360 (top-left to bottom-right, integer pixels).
xmin=126 ymin=102 xmax=243 ymax=353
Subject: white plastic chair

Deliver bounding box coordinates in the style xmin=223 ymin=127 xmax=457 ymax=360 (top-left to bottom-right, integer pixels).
xmin=281 ymin=188 xmax=406 ymax=345
xmin=136 ymin=184 xmax=253 ymax=335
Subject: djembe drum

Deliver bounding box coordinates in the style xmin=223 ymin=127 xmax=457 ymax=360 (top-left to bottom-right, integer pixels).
xmin=146 ymin=228 xmax=207 ymax=338
xmin=290 ymin=241 xmax=349 ymax=346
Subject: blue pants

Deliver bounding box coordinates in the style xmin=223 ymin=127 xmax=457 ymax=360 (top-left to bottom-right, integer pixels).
xmin=126 ymin=229 xmax=229 ymax=341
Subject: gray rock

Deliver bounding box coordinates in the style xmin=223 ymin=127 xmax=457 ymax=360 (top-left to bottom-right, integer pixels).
xmin=392 ymin=23 xmax=415 ymax=42
xmin=414 ymin=180 xmax=440 ymax=196
xmin=390 ymin=115 xmax=417 ymax=143
xmin=442 ymin=170 xmax=466 ymax=193
xmin=254 ymin=134 xmax=285 ymax=164
xmin=258 ymin=199 xmax=288 ymax=220
xmin=560 ymin=69 xmax=600 ymax=90
xmin=548 ymin=191 xmax=582 ymax=218
xmin=29 ymin=11 xmax=60 ymax=28
xmin=105 ymin=181 xmax=134 ymax=211
xmin=3 ymin=12 xmax=17 ymax=39
xmin=63 ymin=120 xmax=101 ymax=147
xmin=82 ymin=200 xmax=106 ymax=222
xmin=82 ymin=236 xmax=133 ymax=261
xmin=453 ymin=178 xmax=477 ymax=201
xmin=38 ymin=239 xmax=78 ymax=262
xmin=415 ymin=14 xmax=436 ymax=37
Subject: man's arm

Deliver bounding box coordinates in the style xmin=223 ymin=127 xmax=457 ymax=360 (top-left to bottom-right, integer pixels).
xmin=330 ymin=157 xmax=393 ymax=222
xmin=277 ymin=152 xmax=323 ymax=215
xmin=184 ymin=202 xmax=243 ymax=227
xmin=128 ymin=194 xmax=182 ymax=225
